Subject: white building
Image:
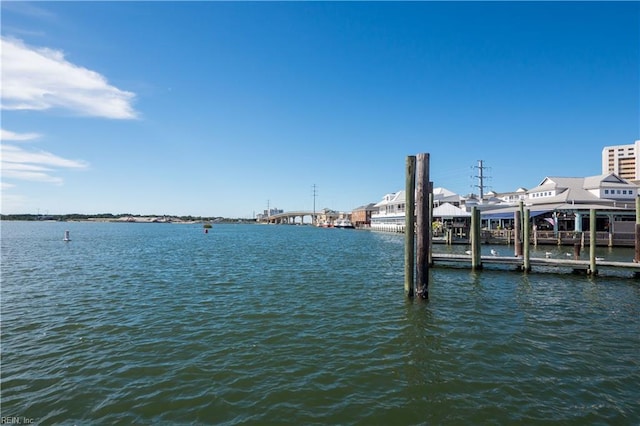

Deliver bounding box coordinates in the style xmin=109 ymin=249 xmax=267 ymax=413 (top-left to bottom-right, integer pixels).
xmin=370 ymin=190 xmax=406 ymax=232
xmin=526 ymin=173 xmax=637 ymax=206
xmin=369 ymin=187 xmax=464 ymax=232
xmin=602 ymin=140 xmax=640 ymax=183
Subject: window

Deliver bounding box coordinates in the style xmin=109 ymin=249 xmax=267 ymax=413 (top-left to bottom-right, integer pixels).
xmin=604 ymin=189 xmax=609 ymax=194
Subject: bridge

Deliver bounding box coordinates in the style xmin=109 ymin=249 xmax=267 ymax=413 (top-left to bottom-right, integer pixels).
xmin=261 ymin=210 xmax=318 ymax=225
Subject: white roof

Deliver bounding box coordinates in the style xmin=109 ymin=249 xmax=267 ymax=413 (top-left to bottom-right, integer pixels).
xmin=374 ymin=190 xmax=406 ymax=207
xmin=433 ymin=202 xmax=471 ymax=218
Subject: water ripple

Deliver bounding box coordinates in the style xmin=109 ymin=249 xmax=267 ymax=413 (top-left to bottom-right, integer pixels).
xmin=1 ymin=223 xmax=639 ymax=424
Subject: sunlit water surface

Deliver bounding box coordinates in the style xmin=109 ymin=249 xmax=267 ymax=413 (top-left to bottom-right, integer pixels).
xmin=2 ymin=222 xmax=639 ymax=425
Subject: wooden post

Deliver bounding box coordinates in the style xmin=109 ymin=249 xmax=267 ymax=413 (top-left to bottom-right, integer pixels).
xmin=573 ymin=243 xmax=581 ymax=260
xmin=588 ymin=208 xmax=597 ymax=276
xmin=415 ymin=153 xmax=430 ymax=299
xmin=635 ymin=196 xmax=640 ymax=263
xmin=523 ymin=209 xmax=531 ymax=272
xmin=428 ymin=181 xmax=434 ymax=268
xmin=471 ymin=206 xmax=482 ymax=270
xmin=404 ymin=156 xmax=416 ymax=297
xmin=514 ymin=209 xmax=522 ymax=257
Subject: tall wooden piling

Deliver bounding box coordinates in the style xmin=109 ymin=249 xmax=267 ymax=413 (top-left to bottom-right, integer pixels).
xmin=523 ymin=209 xmax=531 ymax=271
xmin=404 ymin=156 xmax=416 ymax=297
xmin=471 ymin=206 xmax=482 ymax=270
xmin=428 ymin=181 xmax=434 ymax=267
xmin=588 ymin=208 xmax=597 ymax=276
xmin=415 ymin=154 xmax=430 ymax=299
xmin=519 ymin=201 xmax=525 ymax=254
xmin=514 ymin=208 xmax=522 ymax=257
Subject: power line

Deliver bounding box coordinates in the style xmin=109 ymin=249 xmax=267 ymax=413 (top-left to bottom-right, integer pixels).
xmin=312 ymin=184 xmax=318 ymax=225
xmin=472 ymin=160 xmax=491 ymax=199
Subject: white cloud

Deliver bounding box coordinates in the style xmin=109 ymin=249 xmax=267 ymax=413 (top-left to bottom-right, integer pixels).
xmin=1 ymin=129 xmax=42 ymax=141
xmin=0 ymin=36 xmax=138 ymax=119
xmin=1 ymin=143 xmax=88 ymax=185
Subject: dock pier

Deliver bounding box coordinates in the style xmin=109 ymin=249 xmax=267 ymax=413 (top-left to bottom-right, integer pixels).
xmin=404 ymin=153 xmax=640 ymax=282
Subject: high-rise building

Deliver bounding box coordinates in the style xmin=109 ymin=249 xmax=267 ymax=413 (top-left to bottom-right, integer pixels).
xmin=602 ymin=140 xmax=640 ymax=182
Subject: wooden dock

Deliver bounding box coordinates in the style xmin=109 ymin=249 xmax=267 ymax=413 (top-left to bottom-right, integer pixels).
xmin=403 ymin=153 xmax=640 ymax=300
xmin=432 ymin=253 xmax=640 ymax=275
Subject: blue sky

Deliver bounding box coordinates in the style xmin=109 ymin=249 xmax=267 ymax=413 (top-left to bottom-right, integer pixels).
xmin=1 ymin=1 xmax=638 ymax=218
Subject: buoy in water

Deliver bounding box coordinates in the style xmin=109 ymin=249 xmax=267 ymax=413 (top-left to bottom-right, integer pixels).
xmin=204 ymin=228 xmax=208 ymax=234
xmin=63 ymin=230 xmax=71 ymax=242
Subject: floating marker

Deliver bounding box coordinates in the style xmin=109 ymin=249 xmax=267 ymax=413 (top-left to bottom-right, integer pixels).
xmin=63 ymin=230 xmax=71 ymax=242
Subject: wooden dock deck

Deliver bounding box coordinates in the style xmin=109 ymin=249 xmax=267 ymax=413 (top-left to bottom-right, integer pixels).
xmin=432 ymin=253 xmax=640 ymax=275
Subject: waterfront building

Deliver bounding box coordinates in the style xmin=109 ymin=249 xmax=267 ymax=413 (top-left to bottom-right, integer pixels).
xmin=485 ymin=188 xmax=528 ymax=204
xmin=315 ymin=208 xmax=341 ymax=227
xmin=432 ymin=202 xmax=471 ymax=239
xmin=601 ymin=140 xmax=640 ymax=183
xmin=483 ymin=173 xmax=638 ymax=237
xmin=526 ymin=173 xmax=637 ymax=207
xmin=351 ymin=203 xmax=377 ymax=228
xmin=432 ymin=187 xmax=465 ymax=207
xmin=368 ymin=174 xmax=638 ymax=242
xmin=370 ymin=190 xmax=406 ymax=232
xmin=369 ymin=187 xmax=464 ymax=232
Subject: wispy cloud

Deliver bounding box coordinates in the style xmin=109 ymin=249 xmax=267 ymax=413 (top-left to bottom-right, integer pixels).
xmin=1 ymin=143 xmax=89 ymax=185
xmin=1 ymin=36 xmax=138 ymax=119
xmin=1 ymin=129 xmax=42 ymax=142
xmin=0 ymin=2 xmax=58 ymax=22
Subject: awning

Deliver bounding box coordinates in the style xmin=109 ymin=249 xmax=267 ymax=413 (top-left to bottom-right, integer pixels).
xmin=482 ymin=210 xmax=550 ymax=220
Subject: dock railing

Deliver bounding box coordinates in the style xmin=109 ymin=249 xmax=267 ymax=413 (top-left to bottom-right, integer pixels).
xmin=482 ymin=229 xmax=636 ymax=247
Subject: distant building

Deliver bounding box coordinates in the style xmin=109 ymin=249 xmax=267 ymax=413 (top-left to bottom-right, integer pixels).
xmin=485 ymin=188 xmax=528 ymax=204
xmin=315 ymin=208 xmax=340 ymax=227
xmin=370 ymin=190 xmax=406 ymax=232
xmin=255 ymin=208 xmax=284 ymax=222
xmin=351 ymin=203 xmax=377 ymax=228
xmin=526 ymin=173 xmax=637 ymax=206
xmin=482 ymin=173 xmax=638 ymax=233
xmin=602 ymin=140 xmax=640 ymax=183
xmin=433 ymin=187 xmax=464 ymax=207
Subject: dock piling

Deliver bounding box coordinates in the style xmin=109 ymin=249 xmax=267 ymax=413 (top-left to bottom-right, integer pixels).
xmin=523 ymin=209 xmax=531 ymax=271
xmin=514 ymin=207 xmax=522 ymax=257
xmin=404 ymin=155 xmax=416 ymax=297
xmin=588 ymin=209 xmax=597 ymax=276
xmin=471 ymin=206 xmax=482 ymax=270
xmin=428 ymin=181 xmax=434 ymax=267
xmin=415 ymin=153 xmax=430 ymax=299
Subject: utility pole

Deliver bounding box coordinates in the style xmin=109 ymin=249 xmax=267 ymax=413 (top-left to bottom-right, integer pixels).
xmin=312 ymin=184 xmax=318 ymax=225
xmin=473 ymin=160 xmax=490 ymax=200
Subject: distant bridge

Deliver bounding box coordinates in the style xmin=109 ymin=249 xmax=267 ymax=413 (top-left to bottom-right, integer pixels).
xmin=261 ymin=210 xmax=317 ymax=225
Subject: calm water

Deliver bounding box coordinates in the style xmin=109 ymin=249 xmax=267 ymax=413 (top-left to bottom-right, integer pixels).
xmin=2 ymin=222 xmax=639 ymax=425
